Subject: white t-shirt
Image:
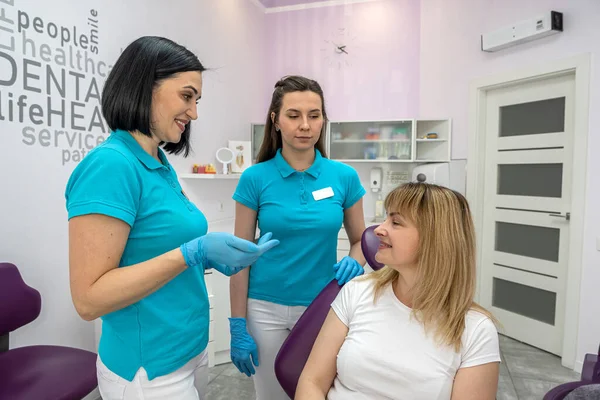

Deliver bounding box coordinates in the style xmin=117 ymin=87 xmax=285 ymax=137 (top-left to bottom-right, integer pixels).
xmin=327 ymin=278 xmax=501 ymax=400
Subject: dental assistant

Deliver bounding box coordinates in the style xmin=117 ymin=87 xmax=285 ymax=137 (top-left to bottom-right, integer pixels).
xmin=229 ymin=75 xmax=367 ymax=399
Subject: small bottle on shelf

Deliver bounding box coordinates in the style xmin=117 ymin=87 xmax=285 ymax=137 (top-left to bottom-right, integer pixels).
xmin=375 ymin=193 xmax=384 ymax=219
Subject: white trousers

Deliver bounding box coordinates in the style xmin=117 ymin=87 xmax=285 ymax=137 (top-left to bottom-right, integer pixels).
xmin=246 ymin=298 xmax=307 ymax=400
xmin=96 ymin=350 xmax=208 ymax=400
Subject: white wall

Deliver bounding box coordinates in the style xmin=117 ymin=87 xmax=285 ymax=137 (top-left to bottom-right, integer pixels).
xmin=419 ymin=0 xmax=600 ymax=368
xmin=0 ymin=0 xmax=266 ymax=352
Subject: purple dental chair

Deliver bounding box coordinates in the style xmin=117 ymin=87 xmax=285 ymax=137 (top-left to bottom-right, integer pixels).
xmin=543 ymin=344 xmax=600 ymax=400
xmin=0 ymin=262 xmax=98 ymax=400
xmin=274 ymin=225 xmax=384 ymax=399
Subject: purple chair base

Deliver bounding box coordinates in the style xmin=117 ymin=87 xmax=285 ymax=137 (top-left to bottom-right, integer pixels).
xmin=274 ymin=225 xmax=384 ymax=399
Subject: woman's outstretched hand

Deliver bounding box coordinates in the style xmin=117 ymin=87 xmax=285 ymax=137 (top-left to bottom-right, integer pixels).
xmin=180 ymin=232 xmax=279 ymax=274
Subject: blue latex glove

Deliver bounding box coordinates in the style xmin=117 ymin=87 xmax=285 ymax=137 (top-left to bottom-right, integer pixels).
xmin=180 ymin=232 xmax=279 ymax=275
xmin=229 ymin=317 xmax=259 ymax=377
xmin=203 ymin=259 xmax=247 ymax=277
xmin=333 ymin=256 xmax=364 ymax=285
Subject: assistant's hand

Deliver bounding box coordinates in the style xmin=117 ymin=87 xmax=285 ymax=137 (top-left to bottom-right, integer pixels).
xmin=333 ymin=256 xmax=364 ymax=285
xmin=202 ymin=233 xmax=279 ymax=276
xmin=180 ymin=232 xmax=279 ymax=271
xmin=229 ymin=317 xmax=259 ymax=377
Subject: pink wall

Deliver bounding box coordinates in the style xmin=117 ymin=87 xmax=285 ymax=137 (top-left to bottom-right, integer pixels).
xmin=264 ymin=0 xmax=420 ymax=121
xmin=419 ymin=0 xmax=600 ymax=367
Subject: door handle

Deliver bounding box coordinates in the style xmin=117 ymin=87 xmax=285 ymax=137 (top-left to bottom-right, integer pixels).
xmin=549 ymin=212 xmax=570 ymax=221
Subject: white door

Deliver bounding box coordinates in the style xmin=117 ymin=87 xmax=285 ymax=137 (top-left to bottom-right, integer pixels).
xmin=479 ymin=72 xmax=575 ymax=356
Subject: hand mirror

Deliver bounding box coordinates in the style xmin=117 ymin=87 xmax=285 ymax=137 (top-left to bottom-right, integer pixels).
xmin=215 ymin=147 xmax=235 ymax=175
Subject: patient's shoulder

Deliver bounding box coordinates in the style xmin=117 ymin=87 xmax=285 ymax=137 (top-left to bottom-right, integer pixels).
xmin=464 ymin=309 xmax=497 ymax=331
xmin=460 ymin=309 xmax=501 ymax=366
xmin=462 ymin=309 xmax=500 ymax=349
xmin=343 ymin=276 xmax=377 ymax=298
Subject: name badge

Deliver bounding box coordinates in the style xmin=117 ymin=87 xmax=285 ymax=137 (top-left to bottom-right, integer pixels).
xmin=312 ymin=187 xmax=334 ymax=201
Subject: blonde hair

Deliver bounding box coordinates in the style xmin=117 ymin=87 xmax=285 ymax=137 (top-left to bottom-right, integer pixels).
xmin=368 ymin=182 xmax=496 ymax=352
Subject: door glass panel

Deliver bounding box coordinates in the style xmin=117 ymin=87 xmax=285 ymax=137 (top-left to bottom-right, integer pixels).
xmin=499 ymin=97 xmax=565 ymax=137
xmin=493 ymin=278 xmax=556 ymax=325
xmin=252 ymin=124 xmax=265 ymax=163
xmin=496 ymin=222 xmax=560 ymax=262
xmin=498 ymin=163 xmax=563 ymax=198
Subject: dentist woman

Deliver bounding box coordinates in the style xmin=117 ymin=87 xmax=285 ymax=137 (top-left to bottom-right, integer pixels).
xmin=65 ymin=36 xmax=279 ymax=400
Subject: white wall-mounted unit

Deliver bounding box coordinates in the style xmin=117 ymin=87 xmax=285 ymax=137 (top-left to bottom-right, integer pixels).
xmin=412 ymin=163 xmax=450 ymax=187
xmin=481 ymin=11 xmax=563 ymax=52
xmin=327 ymin=119 xmax=451 ymax=163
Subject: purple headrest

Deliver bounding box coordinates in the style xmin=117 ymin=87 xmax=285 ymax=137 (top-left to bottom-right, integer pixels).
xmin=0 ymin=263 xmax=41 ymax=335
xmin=361 ymin=225 xmax=384 ymax=271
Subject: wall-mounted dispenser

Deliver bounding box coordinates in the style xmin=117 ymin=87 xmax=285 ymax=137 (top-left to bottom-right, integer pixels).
xmin=370 ymin=167 xmax=383 ymax=193
xmin=370 ymin=167 xmax=384 ymax=219
xmin=411 ymin=163 xmax=450 ymax=187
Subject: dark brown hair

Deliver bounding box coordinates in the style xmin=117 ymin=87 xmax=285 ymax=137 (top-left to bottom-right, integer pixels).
xmin=256 ymin=75 xmax=328 ymax=163
xmin=102 ymin=36 xmax=206 ymax=157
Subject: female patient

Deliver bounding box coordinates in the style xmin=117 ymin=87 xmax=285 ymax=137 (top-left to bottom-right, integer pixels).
xmin=296 ymin=182 xmax=500 ymax=400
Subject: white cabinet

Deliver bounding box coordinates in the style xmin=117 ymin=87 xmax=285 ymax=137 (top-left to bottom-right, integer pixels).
xmin=205 ymin=219 xmax=236 ymax=366
xmin=329 ymin=120 xmax=414 ymax=162
xmin=251 ymin=119 xmax=451 ymax=164
xmin=327 ymin=119 xmax=451 ymax=163
xmin=415 ymin=119 xmax=452 ymax=162
xmin=204 ymin=270 xmax=216 ymax=367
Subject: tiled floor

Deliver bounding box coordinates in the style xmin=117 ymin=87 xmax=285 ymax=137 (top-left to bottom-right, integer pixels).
xmin=207 ymin=362 xmax=255 ymax=399
xmin=497 ymin=334 xmax=580 ymax=400
xmin=206 ymin=334 xmax=581 ymax=399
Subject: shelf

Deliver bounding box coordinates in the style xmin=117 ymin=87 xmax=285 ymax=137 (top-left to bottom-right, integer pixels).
xmin=247 ymin=118 xmax=452 ymax=165
xmin=180 ymin=174 xmax=240 ymax=180
xmin=332 ymin=139 xmax=411 ymax=143
xmin=329 ymin=119 xmax=413 ymax=125
xmin=339 ymin=159 xmax=414 ymax=163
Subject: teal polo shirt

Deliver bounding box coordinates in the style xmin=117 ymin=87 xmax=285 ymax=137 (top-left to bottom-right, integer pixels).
xmin=65 ymin=129 xmax=209 ymax=381
xmin=233 ymin=149 xmax=365 ymax=306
